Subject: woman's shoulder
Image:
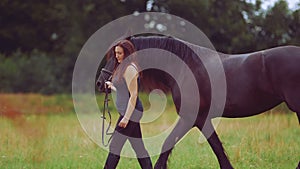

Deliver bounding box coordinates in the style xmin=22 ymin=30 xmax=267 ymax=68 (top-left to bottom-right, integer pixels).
xmin=129 ymin=63 xmax=138 ymax=71
xmin=126 ymin=63 xmax=138 ymax=72
xmin=124 ymin=63 xmax=139 ymax=77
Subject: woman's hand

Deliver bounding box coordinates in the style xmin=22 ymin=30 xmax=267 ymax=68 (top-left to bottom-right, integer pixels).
xmin=105 ymin=81 xmax=116 ymax=91
xmin=118 ymin=117 xmax=129 ymax=128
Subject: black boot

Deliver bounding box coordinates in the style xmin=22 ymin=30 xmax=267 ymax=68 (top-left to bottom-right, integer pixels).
xmin=138 ymin=157 xmax=153 ymax=169
xmin=104 ymin=153 xmax=120 ymax=169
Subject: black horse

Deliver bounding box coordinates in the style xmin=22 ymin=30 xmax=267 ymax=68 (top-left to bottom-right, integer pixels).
xmin=96 ymin=36 xmax=300 ymax=169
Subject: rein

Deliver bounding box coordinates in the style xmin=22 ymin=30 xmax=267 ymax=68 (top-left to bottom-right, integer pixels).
xmin=100 ymin=69 xmax=114 ymax=147
xmin=101 ymin=84 xmax=114 ymax=147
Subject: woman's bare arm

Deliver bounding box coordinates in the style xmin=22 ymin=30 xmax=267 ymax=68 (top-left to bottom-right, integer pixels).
xmin=118 ymin=64 xmax=139 ymax=128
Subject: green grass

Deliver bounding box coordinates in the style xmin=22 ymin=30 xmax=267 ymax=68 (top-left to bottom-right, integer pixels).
xmin=0 ymin=94 xmax=299 ymax=169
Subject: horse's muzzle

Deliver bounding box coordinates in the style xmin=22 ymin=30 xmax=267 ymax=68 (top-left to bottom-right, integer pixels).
xmin=96 ymin=80 xmax=105 ymax=92
xmin=96 ymin=80 xmax=111 ymax=93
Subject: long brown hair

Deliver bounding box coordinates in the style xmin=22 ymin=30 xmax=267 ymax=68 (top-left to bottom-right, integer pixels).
xmin=109 ymin=40 xmax=140 ymax=80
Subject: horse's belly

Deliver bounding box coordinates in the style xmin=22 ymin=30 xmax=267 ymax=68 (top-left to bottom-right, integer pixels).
xmin=222 ymin=97 xmax=282 ymax=118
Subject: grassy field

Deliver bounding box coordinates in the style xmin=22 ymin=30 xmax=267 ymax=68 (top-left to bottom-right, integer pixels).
xmin=0 ymin=94 xmax=299 ymax=169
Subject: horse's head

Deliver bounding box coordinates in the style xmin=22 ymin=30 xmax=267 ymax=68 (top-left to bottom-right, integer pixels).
xmin=96 ymin=53 xmax=116 ymax=92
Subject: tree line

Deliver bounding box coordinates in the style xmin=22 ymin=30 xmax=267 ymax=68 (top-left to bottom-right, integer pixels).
xmin=0 ymin=0 xmax=299 ymax=94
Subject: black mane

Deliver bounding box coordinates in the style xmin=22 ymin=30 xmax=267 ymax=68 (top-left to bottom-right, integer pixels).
xmin=128 ymin=36 xmax=213 ymax=93
xmin=130 ymin=36 xmax=206 ymax=63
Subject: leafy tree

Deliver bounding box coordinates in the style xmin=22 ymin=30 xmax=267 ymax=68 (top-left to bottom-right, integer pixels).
xmin=160 ymin=0 xmax=257 ymax=53
xmin=0 ymin=0 xmax=69 ymax=55
xmin=289 ymin=8 xmax=300 ymax=45
xmin=261 ymin=0 xmax=292 ymax=48
xmin=248 ymin=0 xmax=300 ymax=50
xmin=0 ymin=0 xmax=299 ymax=93
xmin=0 ymin=50 xmax=58 ymax=94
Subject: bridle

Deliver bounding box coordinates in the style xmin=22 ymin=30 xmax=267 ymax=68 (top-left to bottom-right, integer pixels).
xmin=100 ymin=68 xmax=113 ymax=147
xmin=99 ymin=68 xmax=113 ymax=83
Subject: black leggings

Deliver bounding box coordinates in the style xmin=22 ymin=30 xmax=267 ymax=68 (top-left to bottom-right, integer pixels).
xmin=109 ymin=116 xmax=150 ymax=158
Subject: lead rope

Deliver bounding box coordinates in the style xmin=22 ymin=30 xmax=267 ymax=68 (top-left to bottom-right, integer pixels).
xmin=101 ymin=84 xmax=114 ymax=147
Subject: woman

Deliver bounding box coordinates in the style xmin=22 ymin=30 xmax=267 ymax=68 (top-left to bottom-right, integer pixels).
xmin=104 ymin=40 xmax=152 ymax=169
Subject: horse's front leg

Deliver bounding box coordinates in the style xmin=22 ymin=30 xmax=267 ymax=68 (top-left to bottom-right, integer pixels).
xmin=154 ymin=117 xmax=192 ymax=169
xmin=197 ymin=121 xmax=234 ymax=169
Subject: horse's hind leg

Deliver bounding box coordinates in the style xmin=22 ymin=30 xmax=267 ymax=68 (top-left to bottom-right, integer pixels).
xmin=283 ymin=102 xmax=299 ymax=124
xmin=196 ymin=121 xmax=233 ymax=169
xmin=283 ymin=90 xmax=300 ymax=124
xmin=154 ymin=117 xmax=192 ymax=169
